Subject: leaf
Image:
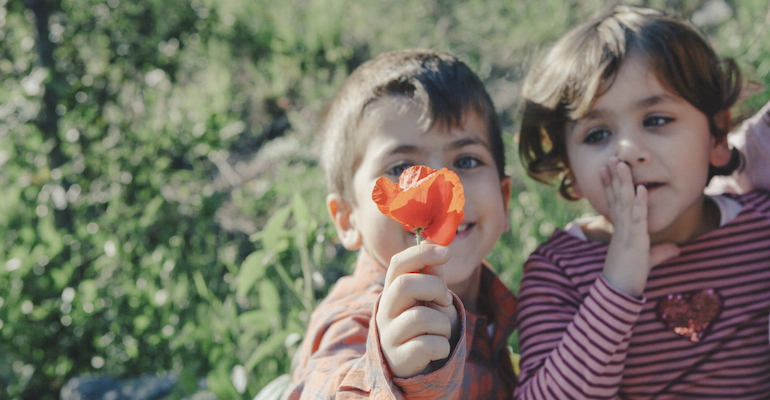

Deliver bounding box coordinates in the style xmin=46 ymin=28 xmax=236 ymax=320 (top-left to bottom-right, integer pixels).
xmin=251 ymin=205 xmax=292 ymax=252
xmin=239 ymin=310 xmax=272 ymax=334
xmin=51 ymin=263 xmax=75 ymax=290
xmin=134 ymin=315 xmax=151 ymax=334
xmin=254 ymin=374 xmax=292 ymax=400
xmin=206 ymin=362 xmax=241 ymax=399
xmin=139 ymin=196 xmax=164 ymax=228
xmin=37 ymin=215 xmax=63 ymax=256
xmin=193 ymin=271 xmax=213 ymax=302
xmin=291 ymin=192 xmax=314 ymax=233
xmin=258 ymin=280 xmax=281 ymax=323
xmin=236 ymin=250 xmax=270 ymax=298
xmin=179 ymin=367 xmax=198 ymax=395
xmin=244 ymin=331 xmax=290 ymax=371
xmin=77 ymin=280 xmax=98 ymax=302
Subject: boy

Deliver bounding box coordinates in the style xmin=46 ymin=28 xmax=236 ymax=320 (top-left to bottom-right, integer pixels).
xmin=287 ymin=49 xmax=517 ymax=399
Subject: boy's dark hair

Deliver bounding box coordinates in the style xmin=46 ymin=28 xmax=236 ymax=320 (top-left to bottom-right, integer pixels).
xmin=518 ymin=6 xmax=743 ymax=200
xmin=320 ymin=49 xmax=504 ymax=204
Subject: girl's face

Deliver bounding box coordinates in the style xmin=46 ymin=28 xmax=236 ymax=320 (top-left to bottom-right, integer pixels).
xmin=565 ymin=52 xmax=730 ymax=244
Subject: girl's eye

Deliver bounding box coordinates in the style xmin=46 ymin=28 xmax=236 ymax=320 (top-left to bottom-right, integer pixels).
xmin=387 ymin=163 xmax=413 ymax=177
xmin=644 ymin=116 xmax=673 ymax=128
xmin=584 ymin=128 xmax=610 ymax=144
xmin=454 ymin=156 xmax=480 ymax=170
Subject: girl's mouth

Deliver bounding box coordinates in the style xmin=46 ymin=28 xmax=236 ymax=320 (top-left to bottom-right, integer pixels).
xmin=639 ymin=182 xmax=664 ymax=192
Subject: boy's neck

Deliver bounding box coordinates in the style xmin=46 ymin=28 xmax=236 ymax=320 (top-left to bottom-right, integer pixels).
xmin=447 ymin=264 xmax=482 ymax=314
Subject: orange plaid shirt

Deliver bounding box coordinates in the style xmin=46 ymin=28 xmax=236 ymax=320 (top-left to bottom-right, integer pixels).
xmin=288 ymin=250 xmax=517 ymax=399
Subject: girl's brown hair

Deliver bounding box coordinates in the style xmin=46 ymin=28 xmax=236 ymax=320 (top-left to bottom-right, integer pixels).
xmin=519 ymin=6 xmax=742 ymax=199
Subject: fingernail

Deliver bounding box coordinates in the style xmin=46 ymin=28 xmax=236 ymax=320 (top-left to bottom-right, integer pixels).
xmin=446 ymin=291 xmax=453 ymax=304
xmin=434 ymin=246 xmax=449 ymax=257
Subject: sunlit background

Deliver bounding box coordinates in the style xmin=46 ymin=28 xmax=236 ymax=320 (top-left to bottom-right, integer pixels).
xmin=1 ymin=0 xmax=768 ymax=398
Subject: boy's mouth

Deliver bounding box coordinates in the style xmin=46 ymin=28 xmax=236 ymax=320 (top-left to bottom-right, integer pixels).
xmin=456 ymin=223 xmax=473 ymax=233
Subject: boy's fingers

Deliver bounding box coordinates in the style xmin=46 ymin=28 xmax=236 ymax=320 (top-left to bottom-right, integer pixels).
xmin=427 ymin=300 xmax=459 ymax=343
xmin=426 ymin=299 xmax=457 ymax=324
xmin=380 ymin=273 xmax=452 ymax=317
xmin=384 ymin=306 xmax=452 ymax=345
xmin=387 ymin=335 xmax=451 ymax=378
xmin=384 ymin=244 xmax=449 ymax=289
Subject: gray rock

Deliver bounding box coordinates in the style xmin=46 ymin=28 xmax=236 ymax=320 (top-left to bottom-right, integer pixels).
xmin=60 ymin=373 xmax=178 ymax=400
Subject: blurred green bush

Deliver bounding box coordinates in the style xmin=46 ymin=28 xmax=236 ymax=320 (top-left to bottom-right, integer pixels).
xmin=0 ymin=0 xmax=767 ymax=398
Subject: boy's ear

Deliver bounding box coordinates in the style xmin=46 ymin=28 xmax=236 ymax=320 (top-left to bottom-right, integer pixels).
xmin=571 ymin=178 xmax=584 ymax=199
xmin=501 ymin=177 xmax=512 ymax=231
xmin=326 ymin=193 xmax=362 ymax=251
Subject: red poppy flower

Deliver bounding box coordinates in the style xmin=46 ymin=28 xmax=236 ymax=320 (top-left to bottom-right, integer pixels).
xmin=372 ymin=165 xmax=465 ymax=246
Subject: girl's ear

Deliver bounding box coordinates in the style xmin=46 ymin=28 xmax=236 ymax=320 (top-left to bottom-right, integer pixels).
xmin=326 ymin=193 xmax=362 ymax=251
xmin=709 ymin=136 xmax=732 ymax=168
xmin=710 ymin=109 xmax=733 ymax=167
xmin=713 ymin=109 xmax=731 ymax=134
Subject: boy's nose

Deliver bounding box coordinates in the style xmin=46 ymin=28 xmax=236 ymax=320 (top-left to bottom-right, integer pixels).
xmin=616 ymin=135 xmax=650 ymax=165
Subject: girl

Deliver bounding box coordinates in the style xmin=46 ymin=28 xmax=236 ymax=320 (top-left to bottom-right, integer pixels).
xmin=516 ymin=6 xmax=770 ymax=399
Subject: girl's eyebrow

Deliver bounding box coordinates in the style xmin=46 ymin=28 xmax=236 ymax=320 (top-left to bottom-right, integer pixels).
xmin=581 ymin=94 xmax=676 ymax=120
xmin=636 ymin=94 xmax=675 ymax=109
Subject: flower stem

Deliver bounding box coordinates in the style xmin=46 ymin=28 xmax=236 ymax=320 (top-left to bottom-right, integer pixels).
xmin=415 ymin=228 xmax=426 ymax=307
xmin=415 ymin=228 xmax=423 ymax=274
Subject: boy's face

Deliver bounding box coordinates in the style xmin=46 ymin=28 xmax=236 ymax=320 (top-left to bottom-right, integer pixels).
xmin=333 ymin=96 xmax=510 ymax=289
xmin=565 ymin=53 xmax=730 ymax=244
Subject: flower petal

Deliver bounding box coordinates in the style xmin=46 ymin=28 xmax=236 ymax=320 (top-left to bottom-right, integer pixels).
xmin=371 ymin=165 xmax=465 ymax=245
xmin=372 ymin=177 xmax=400 ymax=217
xmin=399 ymin=165 xmax=435 ymax=190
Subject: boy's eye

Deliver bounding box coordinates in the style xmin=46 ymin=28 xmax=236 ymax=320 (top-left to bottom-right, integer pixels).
xmin=644 ymin=116 xmax=672 ymax=128
xmin=584 ymin=128 xmax=610 ymax=144
xmin=387 ymin=163 xmax=413 ymax=177
xmin=454 ymin=156 xmax=480 ymax=170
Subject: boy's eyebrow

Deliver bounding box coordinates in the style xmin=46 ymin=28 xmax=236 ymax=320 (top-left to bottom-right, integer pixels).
xmin=387 ymin=137 xmax=490 ymax=156
xmin=447 ymin=136 xmax=490 ymax=151
xmin=388 ymin=144 xmax=420 ymax=156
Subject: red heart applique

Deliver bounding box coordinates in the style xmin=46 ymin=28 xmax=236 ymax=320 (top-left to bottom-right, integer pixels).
xmin=656 ymin=289 xmax=721 ymax=343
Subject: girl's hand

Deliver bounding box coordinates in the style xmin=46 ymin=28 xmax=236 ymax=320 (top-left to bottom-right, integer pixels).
xmin=601 ymin=157 xmax=679 ymax=297
xmin=376 ymin=244 xmax=460 ymax=378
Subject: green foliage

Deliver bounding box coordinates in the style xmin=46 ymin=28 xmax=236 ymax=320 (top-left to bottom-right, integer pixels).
xmin=0 ymin=0 xmax=767 ymax=398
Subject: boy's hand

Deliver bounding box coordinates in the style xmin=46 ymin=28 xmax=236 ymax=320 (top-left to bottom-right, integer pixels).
xmin=601 ymin=157 xmax=678 ymax=297
xmin=376 ymin=244 xmax=460 ymax=378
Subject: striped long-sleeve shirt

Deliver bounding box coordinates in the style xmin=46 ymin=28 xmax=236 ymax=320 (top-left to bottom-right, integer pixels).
xmin=515 ymin=190 xmax=770 ymax=399
xmin=288 ymin=250 xmax=517 ymax=399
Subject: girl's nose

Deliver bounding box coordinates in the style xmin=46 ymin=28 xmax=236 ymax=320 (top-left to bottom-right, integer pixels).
xmin=616 ymin=134 xmax=650 ymax=165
